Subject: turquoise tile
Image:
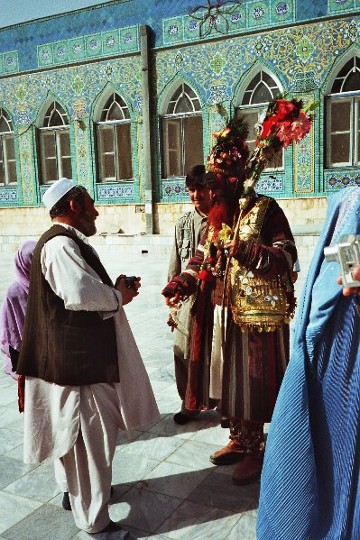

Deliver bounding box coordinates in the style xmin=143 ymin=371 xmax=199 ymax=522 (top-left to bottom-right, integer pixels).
xmin=183 ymin=14 xmax=202 ymax=41
xmin=227 ymin=6 xmax=247 ymax=33
xmin=163 ymin=16 xmax=184 ymax=45
xmin=85 ymin=34 xmax=102 ymax=58
xmin=328 ymin=0 xmax=355 ymax=14
xmin=247 ymin=0 xmax=271 ymax=29
xmin=102 ymin=29 xmax=121 ymax=56
xmin=52 ymin=40 xmax=69 ymax=65
xmin=3 ymin=52 xmax=18 ymax=74
xmin=271 ymin=0 xmax=295 ymax=24
xmin=68 ymin=37 xmax=86 ymax=63
xmin=120 ymin=25 xmax=139 ymax=53
xmin=37 ymin=44 xmax=53 ymax=68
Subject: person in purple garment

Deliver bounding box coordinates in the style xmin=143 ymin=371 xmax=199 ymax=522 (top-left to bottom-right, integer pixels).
xmin=0 ymin=240 xmax=37 ymax=383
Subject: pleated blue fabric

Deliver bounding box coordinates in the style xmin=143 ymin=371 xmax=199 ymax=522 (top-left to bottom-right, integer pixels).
xmin=257 ymin=187 xmax=360 ymax=540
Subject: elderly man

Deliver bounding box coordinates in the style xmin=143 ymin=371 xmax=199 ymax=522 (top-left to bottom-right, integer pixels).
xmin=17 ymin=178 xmax=159 ymax=535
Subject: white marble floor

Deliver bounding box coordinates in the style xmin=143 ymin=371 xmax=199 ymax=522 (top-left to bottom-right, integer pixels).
xmin=0 ymin=242 xmax=259 ymax=539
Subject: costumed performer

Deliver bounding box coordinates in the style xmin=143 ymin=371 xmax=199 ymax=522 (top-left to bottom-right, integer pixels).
xmin=162 ymin=117 xmax=297 ymax=485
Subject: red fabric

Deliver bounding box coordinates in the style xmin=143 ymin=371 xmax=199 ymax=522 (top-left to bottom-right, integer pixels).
xmin=182 ymin=195 xmax=296 ymax=421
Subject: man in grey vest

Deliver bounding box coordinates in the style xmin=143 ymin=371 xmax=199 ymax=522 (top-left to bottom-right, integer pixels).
xmin=17 ymin=178 xmax=159 ymax=535
xmin=167 ymin=166 xmax=212 ymax=424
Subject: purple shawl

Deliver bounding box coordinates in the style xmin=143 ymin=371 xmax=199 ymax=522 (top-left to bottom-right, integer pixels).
xmin=0 ymin=240 xmax=37 ymax=379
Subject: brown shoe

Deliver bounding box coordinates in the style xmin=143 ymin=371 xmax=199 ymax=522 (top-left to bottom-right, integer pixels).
xmin=210 ymin=439 xmax=245 ymax=465
xmin=232 ymin=455 xmax=263 ymax=485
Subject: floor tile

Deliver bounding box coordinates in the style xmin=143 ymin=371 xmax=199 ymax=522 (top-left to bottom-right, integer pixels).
xmin=109 ymin=486 xmax=183 ymax=534
xmin=0 ymin=246 xmax=259 ymax=539
xmin=116 ymin=433 xmax=185 ymax=462
xmin=164 ymin=439 xmax=220 ymax=470
xmin=4 ymin=462 xmax=60 ymax=502
xmin=155 ymin=500 xmax=239 ymax=539
xmin=0 ymin=427 xmax=23 ymax=454
xmin=227 ymin=510 xmax=258 ymax=540
xmin=2 ymin=503 xmax=79 ymax=540
xmin=111 ymin=453 xmax=160 ymax=485
xmin=187 ymin=470 xmax=259 ymax=513
xmin=0 ymin=454 xmax=38 ymax=489
xmin=0 ymin=491 xmax=42 ymax=535
xmin=141 ymin=461 xmax=212 ymax=499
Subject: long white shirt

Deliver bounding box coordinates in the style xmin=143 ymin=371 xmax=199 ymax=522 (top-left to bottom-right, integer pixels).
xmin=23 ymin=224 xmax=159 ymax=464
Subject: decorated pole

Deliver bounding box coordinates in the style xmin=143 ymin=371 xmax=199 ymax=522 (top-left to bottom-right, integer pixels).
xmin=232 ymin=96 xmax=317 ymax=248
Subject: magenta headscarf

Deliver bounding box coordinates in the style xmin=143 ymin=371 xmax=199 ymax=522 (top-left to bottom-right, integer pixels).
xmin=0 ymin=240 xmax=37 ymax=379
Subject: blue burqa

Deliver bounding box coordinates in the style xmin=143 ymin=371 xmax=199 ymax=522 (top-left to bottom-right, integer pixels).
xmin=257 ymin=187 xmax=360 ymax=540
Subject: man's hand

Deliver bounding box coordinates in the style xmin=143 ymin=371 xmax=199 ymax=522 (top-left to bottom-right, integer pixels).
xmin=338 ymin=265 xmax=360 ymax=296
xmin=115 ymin=275 xmax=141 ymax=305
xmin=164 ymin=292 xmax=182 ymax=307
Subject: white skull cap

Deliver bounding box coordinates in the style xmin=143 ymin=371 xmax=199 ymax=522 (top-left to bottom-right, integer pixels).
xmin=42 ymin=178 xmax=75 ymax=211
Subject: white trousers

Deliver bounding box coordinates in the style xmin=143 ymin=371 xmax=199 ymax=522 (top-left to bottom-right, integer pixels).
xmin=209 ymin=305 xmax=226 ymax=400
xmin=54 ymin=383 xmax=122 ymax=533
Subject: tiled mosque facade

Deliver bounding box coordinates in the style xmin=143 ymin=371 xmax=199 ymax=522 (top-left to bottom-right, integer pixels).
xmin=0 ymin=0 xmax=359 ymax=236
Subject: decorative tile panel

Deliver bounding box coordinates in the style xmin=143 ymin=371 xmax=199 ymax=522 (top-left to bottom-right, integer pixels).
xmin=257 ymin=173 xmax=285 ymax=193
xmin=18 ymin=128 xmax=37 ymax=206
xmin=37 ymin=25 xmax=139 ymax=68
xmin=120 ymin=26 xmax=140 ymax=52
xmin=0 ymin=188 xmax=18 ymax=204
xmin=272 ymin=1 xmax=294 ymax=24
xmin=163 ymin=1 xmax=293 ymax=44
xmin=96 ymin=183 xmax=135 ymax=202
xmin=162 ymin=178 xmax=188 ymax=202
xmin=294 ymin=130 xmax=315 ymax=193
xmin=247 ymin=1 xmax=271 ymax=30
xmin=291 ymin=70 xmax=319 ymax=92
xmin=163 ymin=17 xmax=184 ymax=46
xmin=328 ymin=0 xmax=357 ymax=15
xmin=0 ymin=51 xmax=19 ymax=75
xmin=68 ymin=38 xmax=87 ymax=63
xmin=324 ymin=170 xmax=360 ymax=191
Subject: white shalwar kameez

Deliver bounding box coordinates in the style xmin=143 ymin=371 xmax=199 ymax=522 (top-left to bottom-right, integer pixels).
xmin=23 ymin=224 xmax=160 ymax=533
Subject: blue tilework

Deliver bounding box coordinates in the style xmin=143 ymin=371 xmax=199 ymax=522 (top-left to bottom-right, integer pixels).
xmin=0 ymin=0 xmax=354 ymax=74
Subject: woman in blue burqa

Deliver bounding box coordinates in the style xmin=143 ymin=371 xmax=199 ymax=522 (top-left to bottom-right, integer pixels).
xmin=257 ymin=186 xmax=360 ymax=540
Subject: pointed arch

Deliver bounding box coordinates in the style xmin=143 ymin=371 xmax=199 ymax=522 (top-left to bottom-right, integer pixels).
xmin=159 ymin=76 xmax=204 ymax=178
xmin=324 ymin=46 xmax=360 ymax=95
xmin=324 ymin=49 xmax=360 ymax=168
xmin=233 ymin=64 xmax=284 ymax=170
xmin=158 ymin=74 xmax=205 ymax=116
xmin=233 ymin=63 xmax=284 ymax=109
xmin=93 ymin=86 xmax=133 ymax=182
xmin=36 ymin=97 xmax=72 ymax=185
xmin=0 ymin=107 xmax=17 ymax=185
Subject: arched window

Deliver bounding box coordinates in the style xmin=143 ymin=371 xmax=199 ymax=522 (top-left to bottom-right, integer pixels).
xmin=326 ymin=56 xmax=360 ymax=167
xmin=37 ymin=101 xmax=72 ymax=184
xmin=95 ymin=93 xmax=132 ymax=182
xmin=235 ymin=70 xmax=283 ymax=169
xmin=0 ymin=109 xmax=16 ymax=185
xmin=161 ymin=83 xmax=203 ymax=178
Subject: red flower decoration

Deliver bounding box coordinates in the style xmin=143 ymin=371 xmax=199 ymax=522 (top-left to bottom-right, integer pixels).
xmin=199 ymin=269 xmax=213 ymax=282
xmin=244 ymin=95 xmax=317 ymax=192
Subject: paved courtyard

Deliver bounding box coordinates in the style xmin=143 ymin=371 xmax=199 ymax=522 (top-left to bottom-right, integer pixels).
xmin=0 ymin=241 xmax=261 ymax=540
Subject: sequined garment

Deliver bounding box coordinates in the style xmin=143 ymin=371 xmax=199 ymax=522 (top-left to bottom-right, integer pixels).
xmin=183 ymin=195 xmax=297 ymax=421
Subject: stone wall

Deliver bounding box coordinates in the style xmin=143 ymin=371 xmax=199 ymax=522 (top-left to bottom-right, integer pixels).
xmin=0 ymin=197 xmax=328 ymax=236
xmin=0 ymin=197 xmax=330 ymax=301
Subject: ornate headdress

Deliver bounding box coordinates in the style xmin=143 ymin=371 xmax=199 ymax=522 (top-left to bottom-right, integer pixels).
xmin=207 ymin=116 xmax=249 ymax=186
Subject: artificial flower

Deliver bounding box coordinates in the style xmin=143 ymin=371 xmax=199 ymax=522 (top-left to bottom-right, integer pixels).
xmin=217 ymin=223 xmax=232 ymax=243
xmin=246 ymin=95 xmax=316 ymax=189
xmin=199 ymin=269 xmax=213 ymax=282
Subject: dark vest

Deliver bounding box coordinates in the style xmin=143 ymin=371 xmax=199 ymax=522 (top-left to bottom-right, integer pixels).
xmin=17 ymin=225 xmax=119 ymax=386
